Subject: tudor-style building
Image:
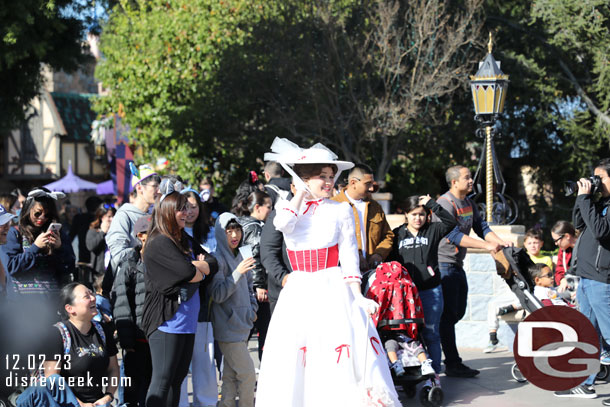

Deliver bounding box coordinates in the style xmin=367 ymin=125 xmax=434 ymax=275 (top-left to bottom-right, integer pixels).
xmin=1 ymin=62 xmax=106 ymax=191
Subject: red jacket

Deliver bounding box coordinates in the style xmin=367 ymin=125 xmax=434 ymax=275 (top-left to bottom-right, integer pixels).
xmin=554 ymin=247 xmax=572 ymax=286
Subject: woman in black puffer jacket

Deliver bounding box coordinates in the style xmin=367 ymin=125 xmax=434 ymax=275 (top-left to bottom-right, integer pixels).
xmin=235 ymin=189 xmax=273 ymax=360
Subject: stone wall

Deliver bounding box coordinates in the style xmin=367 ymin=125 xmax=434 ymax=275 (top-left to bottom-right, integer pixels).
xmin=455 ymin=224 xmax=526 ymax=349
xmin=455 ymin=252 xmax=519 ymax=349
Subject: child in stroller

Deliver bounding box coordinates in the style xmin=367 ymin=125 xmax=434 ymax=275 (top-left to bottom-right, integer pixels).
xmin=363 ymin=261 xmax=443 ymax=407
xmin=382 ymin=331 xmax=435 ymax=377
xmin=493 ymin=247 xmax=609 ymax=385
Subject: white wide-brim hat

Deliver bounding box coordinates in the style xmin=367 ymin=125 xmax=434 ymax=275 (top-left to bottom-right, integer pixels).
xmin=264 ymin=137 xmax=354 ymax=185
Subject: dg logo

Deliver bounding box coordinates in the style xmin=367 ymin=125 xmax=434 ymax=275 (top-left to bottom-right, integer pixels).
xmin=513 ymin=306 xmax=600 ymax=391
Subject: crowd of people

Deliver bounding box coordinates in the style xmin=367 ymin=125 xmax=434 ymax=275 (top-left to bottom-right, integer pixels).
xmin=0 ymin=138 xmax=609 ymax=406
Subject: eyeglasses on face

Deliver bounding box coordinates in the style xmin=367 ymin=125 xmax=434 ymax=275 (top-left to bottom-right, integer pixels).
xmin=539 ymin=273 xmax=552 ymax=279
xmin=32 ymin=210 xmax=47 ymax=218
xmin=553 ymin=234 xmax=565 ymax=245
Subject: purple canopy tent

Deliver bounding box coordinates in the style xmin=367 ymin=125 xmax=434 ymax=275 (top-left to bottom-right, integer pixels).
xmin=44 ymin=161 xmax=98 ymax=193
xmin=96 ymin=179 xmax=115 ymax=195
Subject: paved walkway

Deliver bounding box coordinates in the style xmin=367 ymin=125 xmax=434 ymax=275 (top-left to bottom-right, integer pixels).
xmin=436 ymin=348 xmax=608 ymax=407
xmin=183 ymin=340 xmax=609 ymax=406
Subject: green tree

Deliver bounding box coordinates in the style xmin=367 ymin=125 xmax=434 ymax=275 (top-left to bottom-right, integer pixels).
xmin=480 ymin=0 xmax=610 ymax=229
xmin=94 ymin=0 xmax=271 ymax=192
xmin=95 ymin=0 xmax=484 ymax=201
xmin=0 ymin=0 xmax=88 ymax=129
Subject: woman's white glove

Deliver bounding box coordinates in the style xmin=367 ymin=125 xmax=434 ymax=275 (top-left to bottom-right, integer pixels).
xmin=354 ymin=295 xmax=379 ymax=316
xmin=348 ymin=281 xmax=378 ymax=316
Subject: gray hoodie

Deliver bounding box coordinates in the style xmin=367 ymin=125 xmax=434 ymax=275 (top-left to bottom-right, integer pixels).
xmin=105 ymin=203 xmax=146 ymax=270
xmin=208 ymin=213 xmax=258 ymax=342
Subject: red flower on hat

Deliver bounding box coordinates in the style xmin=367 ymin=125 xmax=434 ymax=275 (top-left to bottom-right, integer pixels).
xmin=250 ymin=171 xmax=259 ymax=184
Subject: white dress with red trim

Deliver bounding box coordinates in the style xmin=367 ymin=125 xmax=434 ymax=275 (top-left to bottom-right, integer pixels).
xmin=255 ymin=198 xmax=400 ymax=407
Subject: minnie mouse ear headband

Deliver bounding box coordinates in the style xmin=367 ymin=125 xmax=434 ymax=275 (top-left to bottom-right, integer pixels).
xmin=263 ymin=137 xmax=354 ymax=185
xmin=180 ymin=187 xmax=201 ymax=201
xmin=130 ymin=163 xmax=157 ymax=188
xmin=26 ymin=189 xmax=66 ymax=203
xmin=159 ymin=178 xmax=184 ymax=202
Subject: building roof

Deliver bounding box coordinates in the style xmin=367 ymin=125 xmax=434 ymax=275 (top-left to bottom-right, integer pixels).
xmin=50 ymin=92 xmax=97 ymax=141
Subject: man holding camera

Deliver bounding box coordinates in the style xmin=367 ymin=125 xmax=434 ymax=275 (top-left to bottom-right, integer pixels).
xmin=562 ymin=159 xmax=610 ymax=400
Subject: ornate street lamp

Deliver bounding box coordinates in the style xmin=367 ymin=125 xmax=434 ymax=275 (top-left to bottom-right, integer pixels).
xmin=470 ymin=33 xmax=516 ymax=224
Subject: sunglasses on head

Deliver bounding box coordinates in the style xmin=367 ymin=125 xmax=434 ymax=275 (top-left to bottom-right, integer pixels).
xmin=103 ymin=203 xmax=115 ymax=210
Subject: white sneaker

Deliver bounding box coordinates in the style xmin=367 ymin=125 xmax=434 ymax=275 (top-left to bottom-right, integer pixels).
xmin=483 ymin=341 xmax=507 ymax=353
xmin=421 ymin=359 xmax=435 ymax=376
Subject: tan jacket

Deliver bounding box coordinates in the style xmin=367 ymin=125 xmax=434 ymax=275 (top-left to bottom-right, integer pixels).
xmin=332 ymin=190 xmax=394 ymax=261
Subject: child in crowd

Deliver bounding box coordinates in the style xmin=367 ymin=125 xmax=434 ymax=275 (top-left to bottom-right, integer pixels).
xmin=112 ymin=215 xmax=152 ymax=407
xmin=531 ymin=264 xmax=572 ymax=307
xmin=208 ymin=213 xmax=257 ymax=407
xmin=93 ymin=274 xmax=112 ymax=323
xmin=524 ymin=228 xmax=554 ymax=270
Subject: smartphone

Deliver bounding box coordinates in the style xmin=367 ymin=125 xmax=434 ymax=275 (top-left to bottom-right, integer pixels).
xmin=47 ymin=222 xmax=62 ymax=234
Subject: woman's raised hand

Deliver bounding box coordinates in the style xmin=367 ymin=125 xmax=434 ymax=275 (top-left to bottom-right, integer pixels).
xmin=47 ymin=230 xmax=61 ymax=249
xmin=418 ymin=194 xmax=432 ymax=206
xmin=236 ymin=257 xmax=256 ymax=275
xmin=33 ymin=231 xmax=49 ymax=249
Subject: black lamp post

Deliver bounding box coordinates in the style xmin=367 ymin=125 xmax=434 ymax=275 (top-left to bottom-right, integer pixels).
xmin=470 ymin=33 xmax=516 ymax=224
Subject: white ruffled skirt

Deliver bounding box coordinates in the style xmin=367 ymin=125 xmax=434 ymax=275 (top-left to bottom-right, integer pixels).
xmin=255 ymin=267 xmax=400 ymax=407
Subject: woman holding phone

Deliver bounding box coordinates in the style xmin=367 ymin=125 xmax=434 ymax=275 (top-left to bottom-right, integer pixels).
xmin=0 ymin=187 xmax=76 ymax=381
xmin=0 ymin=187 xmax=75 ymax=302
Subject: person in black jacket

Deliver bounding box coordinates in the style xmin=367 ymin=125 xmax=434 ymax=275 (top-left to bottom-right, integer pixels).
xmin=260 ymin=209 xmax=293 ymax=315
xmin=263 ymin=161 xmax=291 ymax=207
xmin=86 ymin=204 xmax=116 ymax=276
xmin=235 ymin=189 xmax=273 ymax=360
xmin=70 ymin=195 xmax=102 ymax=264
xmin=112 ymin=215 xmax=151 ymax=407
xmin=141 ymin=181 xmax=217 ymax=407
xmin=389 ymin=194 xmax=457 ymax=385
xmin=563 ymin=158 xmax=610 ymax=400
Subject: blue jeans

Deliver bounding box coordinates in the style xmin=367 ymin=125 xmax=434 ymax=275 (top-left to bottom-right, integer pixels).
xmin=577 ymin=277 xmax=610 ymax=386
xmin=16 ymin=374 xmax=110 ymax=407
xmin=419 ymin=285 xmax=444 ymax=373
xmin=439 ymin=262 xmax=468 ymax=367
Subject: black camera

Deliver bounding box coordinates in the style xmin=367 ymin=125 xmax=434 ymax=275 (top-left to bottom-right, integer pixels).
xmin=564 ymin=175 xmax=602 ymax=196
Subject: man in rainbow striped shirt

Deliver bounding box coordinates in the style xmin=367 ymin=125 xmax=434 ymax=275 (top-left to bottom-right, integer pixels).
xmin=437 ymin=165 xmax=511 ymax=378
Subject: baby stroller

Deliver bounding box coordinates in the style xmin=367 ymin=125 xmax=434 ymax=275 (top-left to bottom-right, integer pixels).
xmin=363 ymin=261 xmax=443 ymax=407
xmin=493 ymin=247 xmax=610 ymax=383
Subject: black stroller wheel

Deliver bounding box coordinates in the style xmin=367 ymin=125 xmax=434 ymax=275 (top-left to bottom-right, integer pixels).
xmin=428 ymin=386 xmax=444 ymax=407
xmin=511 ymin=363 xmax=527 ymax=383
xmin=597 ymin=364 xmax=610 ymax=381
xmin=404 ymin=385 xmax=417 ymax=398
xmin=420 ymin=386 xmax=443 ymax=407
xmin=419 ymin=386 xmax=431 ymax=406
